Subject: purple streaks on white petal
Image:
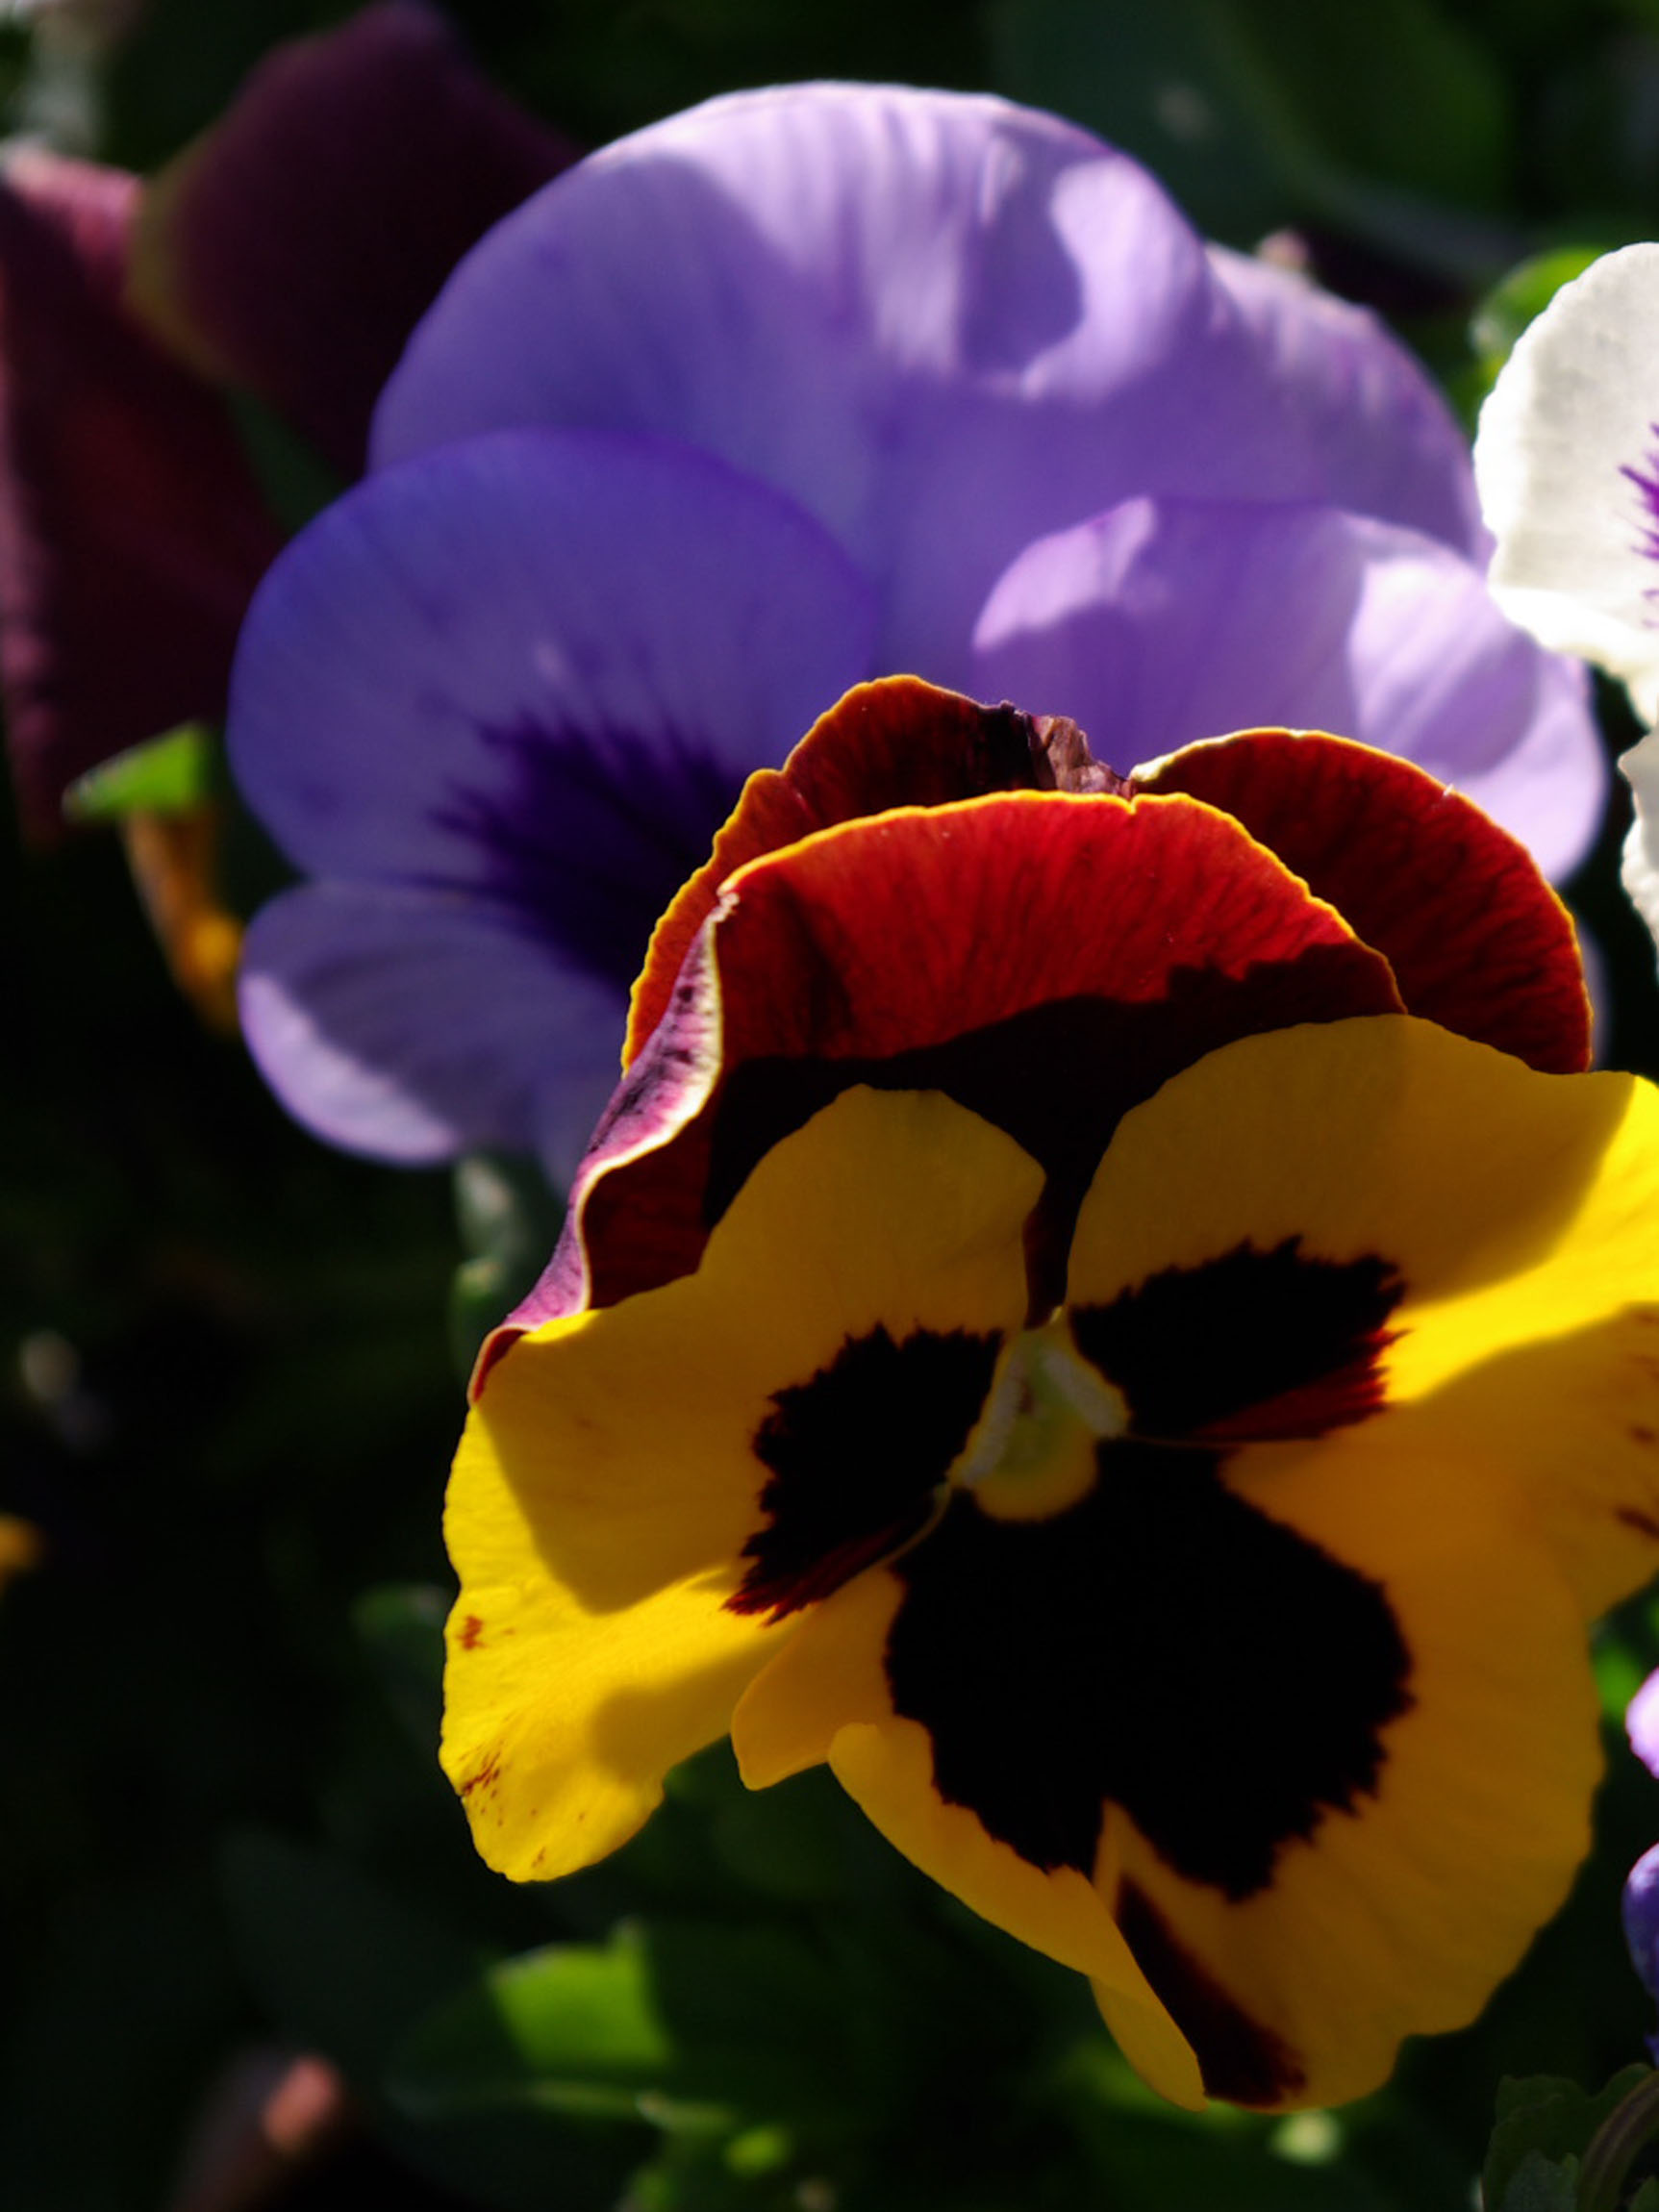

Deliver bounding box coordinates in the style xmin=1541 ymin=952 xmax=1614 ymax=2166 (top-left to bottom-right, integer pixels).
xmin=1619 ymin=425 xmax=1659 ymax=578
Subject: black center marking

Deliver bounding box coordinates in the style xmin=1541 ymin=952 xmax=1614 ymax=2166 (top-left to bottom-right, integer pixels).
xmin=1071 ymin=1239 xmax=1403 ymax=1443
xmin=730 ymin=1324 xmax=1001 ymax=1620
xmin=885 ymin=1443 xmax=1413 ymax=1897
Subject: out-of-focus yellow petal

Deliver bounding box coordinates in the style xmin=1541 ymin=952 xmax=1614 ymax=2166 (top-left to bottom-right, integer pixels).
xmin=121 ymin=809 xmax=242 ymax=1033
xmin=0 ymin=1515 xmax=43 ymax=1594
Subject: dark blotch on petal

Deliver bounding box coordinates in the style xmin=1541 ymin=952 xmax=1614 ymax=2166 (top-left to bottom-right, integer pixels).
xmin=1071 ymin=1238 xmax=1403 ymax=1442
xmin=731 ymin=1325 xmax=1000 ymax=1620
xmin=434 ymin=719 xmax=746 ymax=993
xmin=885 ymin=1445 xmax=1413 ymax=1896
xmin=1117 ymin=1878 xmax=1307 ymax=2106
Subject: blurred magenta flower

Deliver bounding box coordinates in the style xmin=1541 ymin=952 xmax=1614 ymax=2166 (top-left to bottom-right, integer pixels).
xmin=127 ymin=0 xmax=577 ymax=477
xmin=0 ymin=148 xmax=282 ymax=840
xmin=0 ymin=1 xmax=573 ymax=840
xmin=230 ymin=83 xmax=1605 ymax=1177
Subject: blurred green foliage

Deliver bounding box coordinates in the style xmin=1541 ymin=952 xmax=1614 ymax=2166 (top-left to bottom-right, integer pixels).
xmin=13 ymin=0 xmax=1659 ymax=2207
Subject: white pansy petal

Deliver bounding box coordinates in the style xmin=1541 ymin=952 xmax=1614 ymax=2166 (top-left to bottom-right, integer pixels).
xmin=1475 ymin=242 xmax=1659 ymax=720
xmin=1621 ymin=732 xmax=1659 ymax=953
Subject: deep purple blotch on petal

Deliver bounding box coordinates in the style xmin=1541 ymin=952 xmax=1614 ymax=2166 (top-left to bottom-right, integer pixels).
xmin=229 ymin=426 xmax=875 ymax=1165
xmin=434 ymin=713 xmax=753 ymax=993
xmin=146 ymin=0 xmax=576 ymax=474
xmin=228 ymin=427 xmax=876 ymax=957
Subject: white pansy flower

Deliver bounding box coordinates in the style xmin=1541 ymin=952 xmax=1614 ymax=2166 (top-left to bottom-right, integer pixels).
xmin=1476 ymin=243 xmax=1659 ymax=943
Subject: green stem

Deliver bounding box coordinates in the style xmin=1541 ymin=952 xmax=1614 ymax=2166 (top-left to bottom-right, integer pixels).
xmin=1579 ymin=2071 xmax=1659 ymax=2212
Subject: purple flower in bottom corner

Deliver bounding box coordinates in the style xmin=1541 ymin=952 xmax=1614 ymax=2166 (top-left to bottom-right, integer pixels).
xmin=1625 ymin=1674 xmax=1659 ymax=2053
xmin=1626 ymin=1846 xmax=1659 ymax=2059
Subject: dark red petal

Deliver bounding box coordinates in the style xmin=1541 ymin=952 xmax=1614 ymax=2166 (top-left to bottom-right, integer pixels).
xmin=477 ymin=791 xmax=1400 ymax=1391
xmin=626 ymin=677 xmax=1049 ymax=1061
xmin=128 ymin=2 xmax=577 ymax=476
xmin=0 ymin=153 xmax=284 ymax=842
xmin=1135 ymin=731 xmax=1591 ymax=1073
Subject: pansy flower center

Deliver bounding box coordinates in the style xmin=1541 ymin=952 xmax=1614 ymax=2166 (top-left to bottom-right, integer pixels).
xmin=954 ymin=1317 xmax=1127 ymax=1521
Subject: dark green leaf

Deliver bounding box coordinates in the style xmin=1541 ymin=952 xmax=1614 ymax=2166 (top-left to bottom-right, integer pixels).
xmin=990 ymin=0 xmax=1519 ymax=269
xmin=1495 ymin=2149 xmax=1580 ymax=2212
xmin=351 ymin=1581 xmax=449 ymax=1757
xmin=391 ymin=1918 xmax=860 ymax=2144
xmin=219 ymin=1829 xmax=646 ymax=2210
xmin=218 ymin=1826 xmax=480 ymax=2078
xmin=448 ymin=1152 xmax=565 ymax=1379
xmin=224 ymin=387 xmax=346 ymax=535
xmin=1482 ymin=2069 xmax=1653 ymax=2210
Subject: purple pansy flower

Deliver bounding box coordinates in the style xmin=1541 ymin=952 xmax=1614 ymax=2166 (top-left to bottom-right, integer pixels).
xmin=231 ymin=82 xmax=1605 ymax=1177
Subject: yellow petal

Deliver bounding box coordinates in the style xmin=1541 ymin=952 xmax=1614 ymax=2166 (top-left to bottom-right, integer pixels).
xmin=444 ymin=1086 xmax=1039 ymax=1879
xmin=1069 ymin=1015 xmax=1659 ymax=1611
xmin=731 ymin=1560 xmax=901 ymax=1788
xmin=1107 ymin=1426 xmax=1597 ymax=2111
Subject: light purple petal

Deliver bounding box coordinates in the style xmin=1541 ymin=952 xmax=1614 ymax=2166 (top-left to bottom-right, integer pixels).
xmin=969 ymin=496 xmax=1605 ymax=881
xmin=1206 ymin=246 xmax=1487 ymax=558
xmin=228 ymin=425 xmax=875 ymax=991
xmin=374 ymin=85 xmax=1477 ymax=681
xmin=239 ymin=881 xmax=623 ymax=1179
